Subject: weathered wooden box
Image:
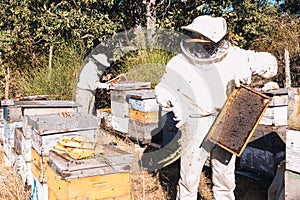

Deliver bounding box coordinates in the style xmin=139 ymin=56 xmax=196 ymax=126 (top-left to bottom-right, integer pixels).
xmin=30 ymin=176 xmax=48 ymax=200
xmin=207 ymin=85 xmax=271 ymax=156
xmin=0 ymin=121 xmax=4 ymax=144
xmin=110 ymin=81 xmax=151 ymax=118
xmin=259 ymin=106 xmax=288 ymax=126
xmin=47 ymin=144 xmax=134 ymax=200
xmin=14 ymin=154 xmax=32 ymax=185
xmin=97 ymin=108 xmax=113 ymax=129
xmin=3 ymin=136 xmax=17 ymax=167
xmin=47 ymin=167 xmax=131 ymax=200
xmin=27 ymin=113 xmax=99 ymax=157
xmin=240 ymin=132 xmax=285 ymax=177
xmin=285 ymin=170 xmax=300 ymax=200
xmin=14 ymin=127 xmax=32 ymax=162
xmin=111 ymin=115 xmax=129 ymax=133
xmin=129 ymin=109 xmax=159 ymax=124
xmin=128 ymin=98 xmax=159 ymax=112
xmin=1 ymin=100 xmax=80 ymax=123
xmin=288 ymin=87 xmax=300 ymax=130
xmin=31 ymin=148 xmax=49 ymax=183
xmin=259 ymin=88 xmax=288 ymax=126
xmin=3 ymin=121 xmax=22 ymax=139
xmin=126 ymin=90 xmax=161 ymax=144
xmin=128 ymin=120 xmax=160 ymax=144
xmin=286 ymin=129 xmax=300 ymax=174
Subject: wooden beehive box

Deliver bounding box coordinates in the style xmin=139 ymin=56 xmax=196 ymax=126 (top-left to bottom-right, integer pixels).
xmin=126 ymin=90 xmax=161 ymax=144
xmin=286 ymin=129 xmax=300 ymax=174
xmin=110 ymin=81 xmax=151 ymax=118
xmin=1 ymin=100 xmax=80 ymax=123
xmin=239 ymin=132 xmax=285 ymax=176
xmin=110 ymin=81 xmax=151 ymax=134
xmin=31 ymin=177 xmax=48 ymax=200
xmin=287 ymin=87 xmax=300 ymax=130
xmin=97 ymin=108 xmax=113 ymax=129
xmin=31 ymin=147 xmax=49 ymax=184
xmin=206 ymin=85 xmax=271 ymax=156
xmin=258 ymin=88 xmax=288 ymax=126
xmin=28 ymin=112 xmax=99 ymax=157
xmin=285 ymin=170 xmax=300 ymax=200
xmin=285 ymin=88 xmax=300 ymax=200
xmin=47 ymin=144 xmax=134 ymax=200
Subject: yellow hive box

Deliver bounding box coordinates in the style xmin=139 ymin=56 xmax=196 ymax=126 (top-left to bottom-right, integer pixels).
xmin=31 ymin=147 xmax=49 ymax=183
xmin=129 ymin=109 xmax=158 ymax=124
xmin=47 ymin=165 xmax=131 ymax=200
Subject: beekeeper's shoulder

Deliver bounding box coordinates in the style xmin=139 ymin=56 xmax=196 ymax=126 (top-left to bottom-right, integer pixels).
xmin=226 ymin=45 xmax=254 ymax=60
xmin=166 ymin=53 xmax=191 ymax=69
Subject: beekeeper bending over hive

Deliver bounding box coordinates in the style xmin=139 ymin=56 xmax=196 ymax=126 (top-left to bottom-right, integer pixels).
xmin=155 ymin=15 xmax=278 ymax=200
xmin=76 ymin=53 xmax=110 ymax=115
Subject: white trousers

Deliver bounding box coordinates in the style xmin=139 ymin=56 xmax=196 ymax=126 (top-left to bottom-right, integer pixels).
xmin=75 ymin=87 xmax=96 ymax=115
xmin=176 ymin=116 xmax=236 ymax=200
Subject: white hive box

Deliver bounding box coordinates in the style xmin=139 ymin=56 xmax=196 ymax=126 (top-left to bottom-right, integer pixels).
xmin=110 ymin=81 xmax=151 ymax=133
xmin=259 ymin=88 xmax=288 ymax=126
xmin=126 ymin=89 xmax=161 ymax=144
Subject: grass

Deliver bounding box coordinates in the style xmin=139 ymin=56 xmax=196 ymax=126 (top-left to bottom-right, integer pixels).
xmin=19 ymin=42 xmax=86 ymax=100
xmin=0 ymin=149 xmax=30 ymax=200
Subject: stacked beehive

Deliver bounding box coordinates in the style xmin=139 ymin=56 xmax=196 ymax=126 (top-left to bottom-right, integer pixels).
xmin=0 ymin=100 xmax=79 ymax=185
xmin=285 ymin=87 xmax=300 ymax=200
xmin=239 ymin=88 xmax=288 ymax=177
xmin=127 ymin=89 xmax=161 ymax=144
xmin=47 ymin=143 xmax=134 ymax=199
xmin=26 ymin=112 xmax=99 ymax=200
xmin=110 ymin=81 xmax=151 ymax=134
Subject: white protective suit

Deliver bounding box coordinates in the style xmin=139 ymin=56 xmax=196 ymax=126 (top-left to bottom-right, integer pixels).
xmin=155 ymin=38 xmax=278 ymax=200
xmin=76 ymin=59 xmax=109 ymax=115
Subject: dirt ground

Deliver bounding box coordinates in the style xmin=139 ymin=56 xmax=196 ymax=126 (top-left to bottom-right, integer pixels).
xmin=0 ymin=129 xmax=274 ymax=200
xmin=101 ymin=130 xmax=274 ymax=200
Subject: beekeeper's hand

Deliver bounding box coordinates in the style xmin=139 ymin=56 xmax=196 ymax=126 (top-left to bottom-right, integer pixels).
xmin=172 ymin=100 xmax=184 ymax=128
xmin=250 ymin=52 xmax=278 ymax=79
xmin=155 ymin=86 xmax=176 ymax=109
xmin=97 ymin=82 xmax=110 ymax=90
xmin=234 ymin=66 xmax=252 ymax=87
xmin=262 ymin=81 xmax=279 ymax=91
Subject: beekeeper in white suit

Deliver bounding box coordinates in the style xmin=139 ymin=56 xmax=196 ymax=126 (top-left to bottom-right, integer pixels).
xmin=155 ymin=15 xmax=278 ymax=200
xmin=76 ymin=53 xmax=110 ymax=115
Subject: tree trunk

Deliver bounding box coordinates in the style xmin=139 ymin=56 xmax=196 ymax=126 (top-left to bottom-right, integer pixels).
xmin=285 ymin=49 xmax=291 ymax=88
xmin=48 ymin=44 xmax=54 ymax=80
xmin=4 ymin=66 xmax=10 ymax=99
xmin=146 ymin=0 xmax=156 ymax=43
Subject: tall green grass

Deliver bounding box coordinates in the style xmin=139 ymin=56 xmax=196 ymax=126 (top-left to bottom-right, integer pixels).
xmin=20 ymin=42 xmax=174 ymax=108
xmin=20 ymin=43 xmax=86 ymax=100
xmin=109 ymin=49 xmax=175 ymax=88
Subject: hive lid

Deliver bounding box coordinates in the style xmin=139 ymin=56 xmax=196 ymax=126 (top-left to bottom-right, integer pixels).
xmin=110 ymin=81 xmax=151 ymax=90
xmin=126 ymin=89 xmax=156 ymax=99
xmin=1 ymin=100 xmax=81 ymax=107
xmin=48 ymin=144 xmax=134 ymax=180
xmin=27 ymin=112 xmax=99 ymax=134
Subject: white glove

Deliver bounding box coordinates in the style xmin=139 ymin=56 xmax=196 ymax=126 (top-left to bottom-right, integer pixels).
xmin=234 ymin=66 xmax=252 ymax=87
xmin=155 ymin=85 xmax=176 ymax=108
xmin=262 ymin=81 xmax=279 ymax=91
xmin=97 ymin=82 xmax=110 ymax=89
xmin=250 ymin=52 xmax=278 ymax=79
xmin=172 ymin=100 xmax=184 ymax=128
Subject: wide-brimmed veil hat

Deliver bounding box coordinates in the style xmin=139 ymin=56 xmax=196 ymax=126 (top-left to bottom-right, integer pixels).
xmin=92 ymin=53 xmax=110 ymax=67
xmin=182 ymin=15 xmax=227 ymax=43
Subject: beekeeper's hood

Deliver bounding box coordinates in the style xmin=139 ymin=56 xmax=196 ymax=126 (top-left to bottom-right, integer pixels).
xmin=180 ymin=15 xmax=230 ymax=64
xmin=92 ymin=53 xmax=110 ymax=67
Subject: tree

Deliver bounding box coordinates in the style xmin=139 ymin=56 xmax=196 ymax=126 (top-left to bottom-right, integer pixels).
xmin=0 ymin=0 xmax=121 ymax=98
